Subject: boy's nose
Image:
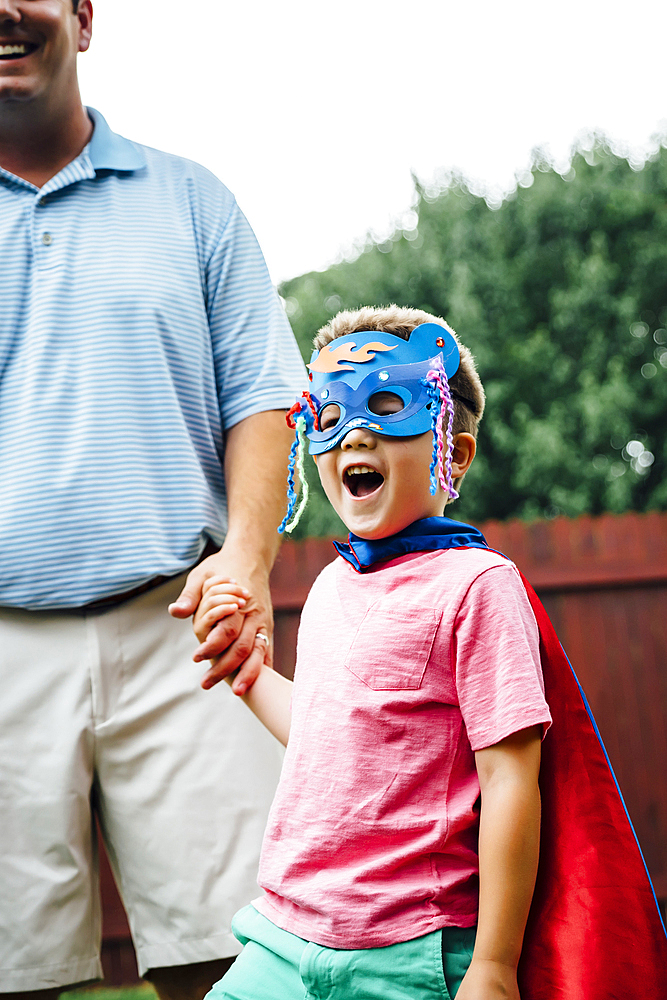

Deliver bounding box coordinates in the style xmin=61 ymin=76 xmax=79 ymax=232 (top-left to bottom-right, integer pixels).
xmin=340 ymin=426 xmax=377 ymax=450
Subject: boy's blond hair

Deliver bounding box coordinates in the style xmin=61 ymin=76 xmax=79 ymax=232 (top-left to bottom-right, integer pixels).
xmin=314 ymin=305 xmax=486 ymax=440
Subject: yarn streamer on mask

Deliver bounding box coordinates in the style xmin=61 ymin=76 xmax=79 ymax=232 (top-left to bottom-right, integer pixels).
xmin=278 ymin=414 xmax=310 ymax=534
xmin=422 ymin=363 xmax=459 ymax=501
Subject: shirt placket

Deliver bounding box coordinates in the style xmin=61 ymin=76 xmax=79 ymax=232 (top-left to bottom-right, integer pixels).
xmin=32 ymin=190 xmax=56 ymax=270
xmin=28 ymin=154 xmax=96 ymax=271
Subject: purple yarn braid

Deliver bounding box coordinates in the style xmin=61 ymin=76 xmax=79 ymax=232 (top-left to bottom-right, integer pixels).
xmin=423 ymin=381 xmax=442 ymax=496
xmin=424 ymin=364 xmax=459 ymax=501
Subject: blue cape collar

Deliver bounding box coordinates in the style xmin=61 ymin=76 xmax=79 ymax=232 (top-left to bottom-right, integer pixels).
xmin=333 ymin=516 xmax=489 ymax=572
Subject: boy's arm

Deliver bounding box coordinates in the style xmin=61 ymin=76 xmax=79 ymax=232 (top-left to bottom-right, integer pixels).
xmin=457 ymin=724 xmax=542 ymax=1000
xmin=190 ymin=576 xmax=293 ymax=744
xmin=225 ymin=663 xmax=292 ymax=746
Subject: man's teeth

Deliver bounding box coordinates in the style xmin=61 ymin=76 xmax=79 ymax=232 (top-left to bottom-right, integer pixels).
xmin=0 ymin=44 xmax=29 ymax=56
xmin=347 ymin=466 xmax=376 ymax=475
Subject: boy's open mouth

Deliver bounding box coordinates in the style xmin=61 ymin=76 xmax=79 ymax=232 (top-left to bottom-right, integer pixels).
xmin=343 ymin=465 xmax=384 ymax=498
xmin=0 ymin=43 xmax=39 ymax=61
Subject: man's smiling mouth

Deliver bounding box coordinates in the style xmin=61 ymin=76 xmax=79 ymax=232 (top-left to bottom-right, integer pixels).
xmin=0 ymin=43 xmax=39 ymax=61
xmin=344 ymin=465 xmax=385 ymax=498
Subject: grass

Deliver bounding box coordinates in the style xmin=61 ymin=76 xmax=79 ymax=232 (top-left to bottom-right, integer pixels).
xmin=67 ymin=988 xmax=157 ymax=1000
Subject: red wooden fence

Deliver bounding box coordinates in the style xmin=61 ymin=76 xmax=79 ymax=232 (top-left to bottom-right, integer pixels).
xmin=100 ymin=511 xmax=667 ymax=983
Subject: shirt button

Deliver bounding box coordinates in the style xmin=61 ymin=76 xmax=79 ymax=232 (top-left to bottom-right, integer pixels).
xmin=41 ymin=232 xmax=53 ymax=245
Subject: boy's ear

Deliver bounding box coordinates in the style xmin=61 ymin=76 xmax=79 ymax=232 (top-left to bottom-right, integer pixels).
xmin=451 ymin=433 xmax=476 ymax=479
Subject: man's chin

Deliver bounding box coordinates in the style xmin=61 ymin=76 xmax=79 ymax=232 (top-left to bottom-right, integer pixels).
xmin=0 ymin=81 xmax=39 ymax=104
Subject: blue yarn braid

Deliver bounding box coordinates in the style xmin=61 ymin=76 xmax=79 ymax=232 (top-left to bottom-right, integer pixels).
xmin=277 ymin=416 xmax=309 ymax=534
xmin=278 ymin=427 xmax=300 ymax=534
xmin=422 ymin=379 xmax=443 ymax=496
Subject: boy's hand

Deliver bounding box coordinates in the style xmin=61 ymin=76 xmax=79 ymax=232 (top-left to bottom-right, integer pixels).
xmin=455 ymin=957 xmax=520 ymax=1000
xmin=192 ymin=578 xmax=250 ymax=643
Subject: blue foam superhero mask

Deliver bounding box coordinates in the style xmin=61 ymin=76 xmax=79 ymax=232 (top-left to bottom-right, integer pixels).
xmin=279 ymin=322 xmax=461 ymax=534
xmin=304 ymin=322 xmax=460 ymax=454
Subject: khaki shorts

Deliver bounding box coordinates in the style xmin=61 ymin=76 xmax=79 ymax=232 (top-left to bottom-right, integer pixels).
xmin=0 ymin=575 xmax=283 ymax=991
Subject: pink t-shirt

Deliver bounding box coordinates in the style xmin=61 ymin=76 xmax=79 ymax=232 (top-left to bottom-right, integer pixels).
xmin=254 ymin=547 xmax=551 ymax=949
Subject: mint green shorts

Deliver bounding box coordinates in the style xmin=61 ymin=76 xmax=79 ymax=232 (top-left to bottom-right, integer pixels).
xmin=206 ymin=904 xmax=476 ymax=1000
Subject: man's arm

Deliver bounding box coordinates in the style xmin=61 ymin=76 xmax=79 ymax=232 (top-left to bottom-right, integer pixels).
xmin=456 ymin=725 xmax=542 ymax=1000
xmin=169 ymin=409 xmax=294 ymax=693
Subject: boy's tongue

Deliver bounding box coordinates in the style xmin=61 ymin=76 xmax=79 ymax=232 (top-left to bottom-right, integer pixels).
xmin=346 ymin=470 xmax=384 ymax=497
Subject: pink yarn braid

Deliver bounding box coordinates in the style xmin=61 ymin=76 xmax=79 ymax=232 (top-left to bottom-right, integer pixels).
xmin=426 ymin=364 xmax=459 ymax=501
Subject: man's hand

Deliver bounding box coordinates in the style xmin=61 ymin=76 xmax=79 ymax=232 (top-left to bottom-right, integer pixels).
xmin=168 ymin=409 xmax=295 ymax=693
xmin=455 ymin=957 xmax=520 ymax=1000
xmin=169 ymin=550 xmax=273 ymax=694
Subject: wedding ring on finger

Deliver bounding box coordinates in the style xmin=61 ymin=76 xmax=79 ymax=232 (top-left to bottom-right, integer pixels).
xmin=255 ymin=632 xmax=270 ymax=647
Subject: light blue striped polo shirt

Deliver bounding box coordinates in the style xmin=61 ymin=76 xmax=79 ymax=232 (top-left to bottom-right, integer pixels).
xmin=0 ymin=110 xmax=306 ymax=609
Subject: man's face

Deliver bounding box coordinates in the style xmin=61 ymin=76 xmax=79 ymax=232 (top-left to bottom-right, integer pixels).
xmin=0 ymin=0 xmax=92 ymax=105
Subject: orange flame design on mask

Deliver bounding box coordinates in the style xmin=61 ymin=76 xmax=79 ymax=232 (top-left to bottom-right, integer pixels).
xmin=308 ymin=341 xmax=397 ymax=373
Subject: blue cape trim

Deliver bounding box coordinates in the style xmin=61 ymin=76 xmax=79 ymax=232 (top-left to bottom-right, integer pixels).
xmin=332 ymin=516 xmax=489 ymax=572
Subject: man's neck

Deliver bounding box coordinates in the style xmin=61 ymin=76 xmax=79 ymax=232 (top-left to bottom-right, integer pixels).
xmin=0 ymin=91 xmax=93 ymax=188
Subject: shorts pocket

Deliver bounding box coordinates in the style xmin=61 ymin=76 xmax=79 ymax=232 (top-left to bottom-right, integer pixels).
xmin=344 ymin=604 xmax=441 ymax=690
xmin=441 ymin=926 xmax=476 ymax=999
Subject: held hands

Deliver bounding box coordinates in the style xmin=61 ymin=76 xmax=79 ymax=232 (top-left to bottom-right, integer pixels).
xmin=192 ymin=576 xmax=270 ymax=695
xmin=168 ymin=551 xmax=271 ymax=694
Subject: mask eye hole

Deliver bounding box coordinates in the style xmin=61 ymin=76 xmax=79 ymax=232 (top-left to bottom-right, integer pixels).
xmin=319 ymin=403 xmax=342 ymax=431
xmin=367 ymin=391 xmax=405 ymax=416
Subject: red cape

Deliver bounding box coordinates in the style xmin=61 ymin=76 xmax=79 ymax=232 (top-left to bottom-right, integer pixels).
xmin=517 ymin=573 xmax=667 ymax=999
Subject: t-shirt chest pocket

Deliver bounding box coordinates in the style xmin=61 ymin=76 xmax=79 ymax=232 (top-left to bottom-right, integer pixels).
xmin=344 ymin=604 xmax=442 ymax=690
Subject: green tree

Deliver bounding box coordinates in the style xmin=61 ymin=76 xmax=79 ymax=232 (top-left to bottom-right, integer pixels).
xmin=280 ymin=138 xmax=667 ymax=537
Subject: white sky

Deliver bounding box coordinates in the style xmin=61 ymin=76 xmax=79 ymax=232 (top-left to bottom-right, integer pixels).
xmin=78 ymin=0 xmax=667 ymax=284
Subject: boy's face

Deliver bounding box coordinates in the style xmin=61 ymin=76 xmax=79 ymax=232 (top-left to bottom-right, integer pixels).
xmin=315 ymin=420 xmax=447 ymax=540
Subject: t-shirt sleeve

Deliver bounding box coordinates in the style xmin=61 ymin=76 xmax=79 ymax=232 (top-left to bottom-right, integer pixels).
xmin=453 ymin=563 xmax=552 ymax=751
xmin=205 ymin=199 xmax=306 ymax=429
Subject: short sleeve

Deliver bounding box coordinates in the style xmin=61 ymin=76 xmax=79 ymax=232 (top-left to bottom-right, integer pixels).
xmin=453 ymin=563 xmax=552 ymax=751
xmin=205 ymin=200 xmax=306 ymax=429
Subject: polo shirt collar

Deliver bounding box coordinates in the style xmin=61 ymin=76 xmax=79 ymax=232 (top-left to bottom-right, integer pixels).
xmin=0 ymin=108 xmax=145 ymax=193
xmin=86 ymin=107 xmax=146 ymax=172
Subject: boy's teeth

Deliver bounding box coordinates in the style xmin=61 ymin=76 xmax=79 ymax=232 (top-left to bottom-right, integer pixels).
xmin=344 ymin=466 xmax=384 ymax=498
